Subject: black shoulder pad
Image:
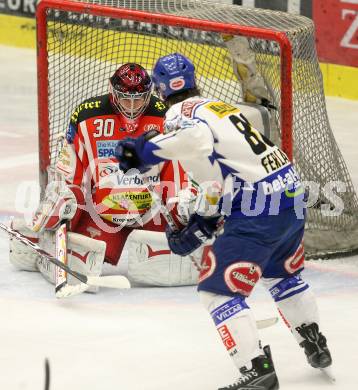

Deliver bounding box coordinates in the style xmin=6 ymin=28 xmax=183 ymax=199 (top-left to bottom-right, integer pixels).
xmin=69 ymin=95 xmax=114 ymax=124
xmin=144 ymin=96 xmax=168 ymax=117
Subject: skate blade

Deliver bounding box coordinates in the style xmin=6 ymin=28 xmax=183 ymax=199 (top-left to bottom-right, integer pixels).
xmin=319 ymin=366 xmax=336 ymax=383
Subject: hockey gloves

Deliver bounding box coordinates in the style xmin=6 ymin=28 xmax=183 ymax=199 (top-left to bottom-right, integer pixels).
xmin=166 ymin=213 xmax=220 ymax=256
xmin=115 ymin=129 xmax=160 ymax=173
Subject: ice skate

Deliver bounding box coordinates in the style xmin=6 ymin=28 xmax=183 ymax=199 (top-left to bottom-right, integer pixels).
xmin=218 ymin=345 xmax=279 ymax=390
xmin=296 ymin=322 xmax=332 ymax=369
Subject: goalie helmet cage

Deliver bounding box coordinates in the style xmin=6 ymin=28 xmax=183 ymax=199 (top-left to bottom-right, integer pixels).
xmin=36 ymin=0 xmax=358 ymax=259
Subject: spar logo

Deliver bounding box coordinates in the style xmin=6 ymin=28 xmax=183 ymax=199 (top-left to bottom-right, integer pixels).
xmin=96 ymin=140 xmax=118 ymax=158
xmin=169 ymin=76 xmax=185 ymax=91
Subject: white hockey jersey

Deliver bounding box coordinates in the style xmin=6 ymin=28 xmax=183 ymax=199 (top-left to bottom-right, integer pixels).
xmin=141 ymin=97 xmax=305 ymax=218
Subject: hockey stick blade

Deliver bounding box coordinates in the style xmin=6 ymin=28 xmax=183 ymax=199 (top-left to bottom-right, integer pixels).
xmin=56 ymin=276 xmax=130 ymax=298
xmin=0 ymin=222 xmax=131 ymax=290
xmin=256 ymin=316 xmax=279 ymax=329
xmin=87 ymin=275 xmax=131 ymax=289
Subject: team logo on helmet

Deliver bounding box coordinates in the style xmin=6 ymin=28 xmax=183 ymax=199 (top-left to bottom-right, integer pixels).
xmin=169 ymin=76 xmax=185 ymax=91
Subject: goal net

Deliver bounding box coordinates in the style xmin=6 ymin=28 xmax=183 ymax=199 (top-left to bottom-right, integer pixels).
xmin=36 ymin=0 xmax=358 ymax=259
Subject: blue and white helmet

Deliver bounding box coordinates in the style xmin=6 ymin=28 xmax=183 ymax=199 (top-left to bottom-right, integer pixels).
xmin=152 ymin=53 xmax=196 ymax=99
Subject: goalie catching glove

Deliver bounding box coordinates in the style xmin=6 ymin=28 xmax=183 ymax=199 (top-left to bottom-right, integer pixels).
xmin=166 ymin=213 xmax=220 ymax=256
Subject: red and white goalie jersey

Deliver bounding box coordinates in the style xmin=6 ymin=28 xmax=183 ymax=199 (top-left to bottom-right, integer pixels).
xmin=57 ymin=93 xmax=187 ymax=229
xmin=35 ymin=93 xmax=191 ymax=267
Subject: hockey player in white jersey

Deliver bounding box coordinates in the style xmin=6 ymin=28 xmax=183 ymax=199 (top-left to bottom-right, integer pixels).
xmin=115 ymin=53 xmax=332 ymax=390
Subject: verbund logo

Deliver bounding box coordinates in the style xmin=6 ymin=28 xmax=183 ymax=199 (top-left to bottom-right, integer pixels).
xmin=314 ymin=0 xmax=358 ymax=67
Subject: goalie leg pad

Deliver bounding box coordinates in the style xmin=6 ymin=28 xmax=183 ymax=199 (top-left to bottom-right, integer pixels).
xmin=262 ymin=274 xmax=319 ymax=343
xmin=200 ymin=290 xmax=261 ymax=369
xmin=38 ymin=231 xmax=106 ymax=292
xmin=9 ymin=218 xmax=40 ymax=271
xmin=127 ymin=230 xmax=199 ymax=286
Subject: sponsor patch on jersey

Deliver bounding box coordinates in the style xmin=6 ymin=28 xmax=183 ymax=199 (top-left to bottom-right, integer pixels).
xmin=169 ymin=76 xmax=185 ymax=91
xmin=120 ymin=122 xmax=138 ymax=133
xmin=260 ymin=166 xmax=303 ymax=196
xmin=206 ymin=102 xmax=239 ymax=118
xmin=144 ymin=123 xmax=160 ymax=132
xmin=199 ymin=246 xmax=216 ymax=283
xmin=116 ymin=173 xmax=159 ymax=187
xmin=101 ymin=191 xmax=152 ymax=212
xmin=217 ymin=325 xmax=236 ymax=350
xmin=99 ymin=214 xmax=140 ymax=225
xmin=154 ymin=101 xmax=166 ymax=111
xmin=99 ymin=163 xmax=119 ymax=178
xmin=96 ymin=140 xmax=118 ymax=158
xmin=70 ymin=100 xmax=101 ymax=123
xmin=224 ymin=262 xmax=262 ymax=295
xmin=181 ymin=99 xmax=205 ymax=117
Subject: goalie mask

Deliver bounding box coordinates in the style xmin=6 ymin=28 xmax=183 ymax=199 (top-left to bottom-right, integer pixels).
xmin=152 ymin=53 xmax=196 ymax=100
xmin=109 ymin=63 xmax=152 ymax=121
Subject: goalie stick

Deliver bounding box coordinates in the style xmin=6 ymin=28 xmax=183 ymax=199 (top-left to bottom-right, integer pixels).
xmin=1 ymin=222 xmax=280 ymax=327
xmin=0 ymin=222 xmax=130 ymax=289
xmin=55 ymin=222 xmax=68 ymax=294
xmin=52 ymin=134 xmax=71 ymax=296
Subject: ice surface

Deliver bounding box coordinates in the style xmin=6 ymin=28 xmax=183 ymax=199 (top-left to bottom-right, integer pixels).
xmin=0 ymin=45 xmax=357 ymax=390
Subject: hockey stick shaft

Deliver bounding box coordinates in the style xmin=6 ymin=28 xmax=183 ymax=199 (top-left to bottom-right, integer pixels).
xmin=0 ymin=222 xmax=130 ymax=289
xmin=55 ymin=222 xmax=68 ymax=293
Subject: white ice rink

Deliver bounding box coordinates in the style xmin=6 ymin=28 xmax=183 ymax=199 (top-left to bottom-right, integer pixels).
xmin=0 ymin=45 xmax=357 ymax=390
